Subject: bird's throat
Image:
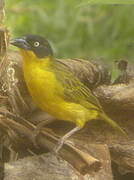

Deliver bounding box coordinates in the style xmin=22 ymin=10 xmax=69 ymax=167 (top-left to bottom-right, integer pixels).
xmin=20 ymin=49 xmax=53 ymax=65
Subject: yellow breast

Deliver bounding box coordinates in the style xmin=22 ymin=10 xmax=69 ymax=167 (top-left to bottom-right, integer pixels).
xmin=21 ymin=50 xmax=64 ymax=112
xmin=21 ymin=50 xmax=98 ymax=127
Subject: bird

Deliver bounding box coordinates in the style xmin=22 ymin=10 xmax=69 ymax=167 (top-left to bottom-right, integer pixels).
xmin=11 ymin=34 xmax=126 ymax=152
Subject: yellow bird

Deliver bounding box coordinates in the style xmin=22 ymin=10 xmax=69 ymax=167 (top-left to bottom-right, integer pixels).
xmin=11 ymin=35 xmax=125 ymax=152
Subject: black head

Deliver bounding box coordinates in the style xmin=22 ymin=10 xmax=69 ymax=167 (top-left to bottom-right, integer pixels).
xmin=11 ymin=34 xmax=53 ymax=58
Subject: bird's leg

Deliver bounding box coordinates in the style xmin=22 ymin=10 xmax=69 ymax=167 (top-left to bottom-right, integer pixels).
xmin=54 ymin=126 xmax=82 ymax=153
xmin=32 ymin=118 xmax=55 ymax=147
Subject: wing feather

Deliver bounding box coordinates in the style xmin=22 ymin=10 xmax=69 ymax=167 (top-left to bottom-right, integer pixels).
xmin=52 ymin=60 xmax=102 ymax=110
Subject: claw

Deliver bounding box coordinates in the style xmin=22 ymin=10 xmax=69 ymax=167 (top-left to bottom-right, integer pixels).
xmin=53 ymin=126 xmax=81 ymax=153
xmin=31 ymin=118 xmax=54 ymax=147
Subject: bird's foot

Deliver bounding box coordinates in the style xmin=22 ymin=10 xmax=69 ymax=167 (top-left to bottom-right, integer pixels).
xmin=53 ymin=137 xmax=75 ymax=154
xmin=31 ymin=119 xmax=54 ymax=148
xmin=31 ymin=128 xmax=41 ymax=148
xmin=53 ymin=138 xmax=71 ymax=154
xmin=53 ymin=126 xmax=81 ymax=154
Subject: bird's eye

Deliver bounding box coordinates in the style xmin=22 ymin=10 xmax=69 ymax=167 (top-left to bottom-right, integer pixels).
xmin=34 ymin=41 xmax=40 ymax=47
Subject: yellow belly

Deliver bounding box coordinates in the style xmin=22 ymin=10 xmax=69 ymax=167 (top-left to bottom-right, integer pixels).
xmin=22 ymin=52 xmax=98 ymax=127
xmin=24 ymin=61 xmax=63 ymax=112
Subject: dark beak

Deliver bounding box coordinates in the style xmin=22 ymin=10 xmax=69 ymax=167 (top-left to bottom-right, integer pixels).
xmin=10 ymin=38 xmax=31 ymax=50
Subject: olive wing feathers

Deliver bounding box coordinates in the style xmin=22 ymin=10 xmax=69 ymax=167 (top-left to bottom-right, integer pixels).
xmin=52 ymin=60 xmax=102 ymax=110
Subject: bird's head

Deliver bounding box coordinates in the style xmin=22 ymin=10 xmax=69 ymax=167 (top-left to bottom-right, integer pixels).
xmin=10 ymin=34 xmax=53 ymax=58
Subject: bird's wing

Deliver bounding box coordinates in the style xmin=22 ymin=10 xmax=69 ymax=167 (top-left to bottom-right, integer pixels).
xmin=52 ymin=60 xmax=102 ymax=110
xmin=56 ymin=58 xmax=111 ymax=90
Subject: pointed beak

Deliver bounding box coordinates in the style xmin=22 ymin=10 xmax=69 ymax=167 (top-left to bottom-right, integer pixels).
xmin=10 ymin=38 xmax=31 ymax=50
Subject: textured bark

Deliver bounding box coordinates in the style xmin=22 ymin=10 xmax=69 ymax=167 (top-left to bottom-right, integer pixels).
xmin=4 ymin=147 xmax=112 ymax=180
xmin=0 ymin=48 xmax=134 ymax=180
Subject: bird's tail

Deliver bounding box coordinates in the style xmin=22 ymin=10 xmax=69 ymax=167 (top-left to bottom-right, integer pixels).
xmin=100 ymin=112 xmax=126 ymax=135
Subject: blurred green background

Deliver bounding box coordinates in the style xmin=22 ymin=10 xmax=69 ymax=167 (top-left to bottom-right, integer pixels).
xmin=5 ymin=0 xmax=134 ymax=63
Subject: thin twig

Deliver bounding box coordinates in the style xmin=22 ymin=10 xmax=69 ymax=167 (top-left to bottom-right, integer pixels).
xmin=0 ymin=108 xmax=101 ymax=174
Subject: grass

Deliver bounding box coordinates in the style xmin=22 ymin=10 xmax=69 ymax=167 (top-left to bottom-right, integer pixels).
xmin=5 ymin=1 xmax=134 ymax=64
